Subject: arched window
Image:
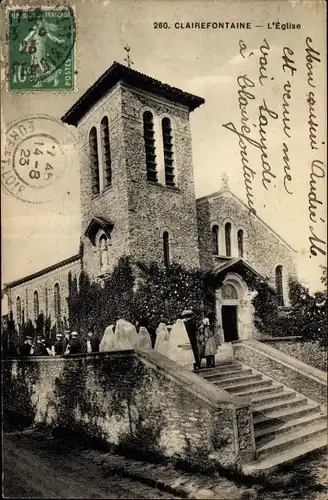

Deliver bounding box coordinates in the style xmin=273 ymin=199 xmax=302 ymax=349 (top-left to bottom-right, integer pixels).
xmin=100 ymin=116 xmax=112 ymax=188
xmin=225 ymin=223 xmax=231 ymax=257
xmin=33 ymin=290 xmax=39 ymax=321
xmin=212 ymin=225 xmax=219 ymax=255
xmin=45 ymin=286 xmax=48 ymax=317
xmin=222 ymin=283 xmax=238 ymax=299
xmin=16 ymin=296 xmax=22 ymax=325
xmin=25 ymin=288 xmax=29 ymax=320
xmin=237 ymin=229 xmax=244 ymax=258
xmin=162 ymin=118 xmax=175 ymax=186
xmin=89 ymin=127 xmax=100 ymax=195
xmin=275 ymin=266 xmax=284 ymax=306
xmin=54 ymin=283 xmax=61 ymax=318
xmin=163 ymin=231 xmax=170 ymax=266
xmin=143 ymin=111 xmax=157 ymax=182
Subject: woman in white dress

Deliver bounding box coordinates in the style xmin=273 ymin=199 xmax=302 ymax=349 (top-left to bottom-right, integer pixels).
xmin=136 ymin=326 xmax=152 ymax=349
xmin=114 ymin=319 xmax=134 ymax=350
xmin=154 ymin=322 xmax=170 ymax=356
xmin=166 ymin=319 xmax=193 ymax=367
xmin=99 ymin=324 xmax=116 ymax=352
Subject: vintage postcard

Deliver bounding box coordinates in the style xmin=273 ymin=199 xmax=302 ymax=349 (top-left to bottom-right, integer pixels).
xmin=1 ymin=0 xmax=327 ymax=498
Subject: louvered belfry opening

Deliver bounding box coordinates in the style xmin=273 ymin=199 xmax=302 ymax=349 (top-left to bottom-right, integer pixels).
xmin=143 ymin=111 xmax=157 ymax=182
xmin=100 ymin=116 xmax=112 ymax=188
xmin=89 ymin=127 xmax=100 ymax=195
xmin=162 ymin=118 xmax=175 ymax=186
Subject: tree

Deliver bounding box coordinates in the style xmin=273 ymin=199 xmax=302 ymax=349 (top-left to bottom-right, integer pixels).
xmin=67 ymin=257 xmax=208 ymax=335
xmin=320 ymin=265 xmax=327 ymax=289
xmin=288 ymin=274 xmax=327 ymax=346
xmin=35 ymin=312 xmax=44 ymax=336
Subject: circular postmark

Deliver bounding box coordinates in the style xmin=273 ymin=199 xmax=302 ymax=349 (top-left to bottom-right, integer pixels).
xmin=2 ymin=115 xmax=76 ymax=204
xmin=8 ymin=6 xmax=75 ymax=91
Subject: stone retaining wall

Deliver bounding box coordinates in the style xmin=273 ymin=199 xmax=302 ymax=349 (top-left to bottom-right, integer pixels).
xmin=233 ymin=340 xmax=327 ymax=405
xmin=3 ymin=349 xmax=255 ymax=469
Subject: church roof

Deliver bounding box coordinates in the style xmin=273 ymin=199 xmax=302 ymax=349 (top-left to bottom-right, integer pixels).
xmin=4 ymin=254 xmax=81 ymax=290
xmin=61 ymin=62 xmax=205 ymax=126
xmin=213 ymin=258 xmax=264 ymax=280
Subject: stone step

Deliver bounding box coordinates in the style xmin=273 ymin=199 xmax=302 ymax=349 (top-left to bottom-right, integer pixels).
xmin=202 ymin=368 xmax=252 ymax=381
xmin=242 ymin=434 xmax=328 ymax=473
xmin=253 ymin=402 xmax=321 ymax=429
xmin=214 ymin=373 xmax=263 ymax=388
xmin=233 ymin=384 xmax=284 ymax=398
xmin=250 ymin=389 xmax=296 ymax=406
xmin=197 ymin=363 xmax=241 ymax=375
xmin=252 ymin=395 xmax=307 ymax=416
xmin=255 ymin=413 xmax=328 ymax=443
xmin=218 ymin=378 xmax=273 ymax=393
xmin=256 ymin=421 xmax=327 ymax=461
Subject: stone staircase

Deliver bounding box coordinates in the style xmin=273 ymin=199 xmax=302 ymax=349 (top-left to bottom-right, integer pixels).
xmin=197 ymin=360 xmax=327 ymax=472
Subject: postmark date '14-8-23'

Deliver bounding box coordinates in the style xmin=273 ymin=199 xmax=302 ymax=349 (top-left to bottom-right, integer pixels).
xmin=7 ymin=6 xmax=75 ymax=91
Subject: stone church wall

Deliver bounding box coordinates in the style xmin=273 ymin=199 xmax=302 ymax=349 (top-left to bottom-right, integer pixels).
xmin=121 ymin=86 xmax=200 ymax=269
xmin=3 ymin=349 xmax=255 ymax=469
xmin=197 ymin=192 xmax=297 ymax=303
xmin=7 ymin=259 xmax=80 ymax=326
xmin=77 ymin=85 xmax=131 ymax=278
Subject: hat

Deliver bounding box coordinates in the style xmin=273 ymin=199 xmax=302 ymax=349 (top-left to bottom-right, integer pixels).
xmin=71 ymin=331 xmax=78 ymax=336
xmin=181 ymin=309 xmax=193 ymax=318
xmin=25 ymin=335 xmax=33 ymax=340
xmin=55 ymin=333 xmax=63 ymax=338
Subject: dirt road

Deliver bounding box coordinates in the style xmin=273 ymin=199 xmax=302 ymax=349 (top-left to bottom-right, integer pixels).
xmin=2 ymin=431 xmax=179 ymax=499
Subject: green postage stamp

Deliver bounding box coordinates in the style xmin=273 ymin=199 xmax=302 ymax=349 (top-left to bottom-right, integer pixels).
xmin=7 ymin=6 xmax=75 ymax=91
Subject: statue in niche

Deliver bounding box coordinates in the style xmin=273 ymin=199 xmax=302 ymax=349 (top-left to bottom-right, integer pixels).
xmin=99 ymin=235 xmax=109 ymax=272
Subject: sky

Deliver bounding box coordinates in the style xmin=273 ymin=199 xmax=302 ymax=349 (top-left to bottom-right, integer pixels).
xmin=1 ymin=0 xmax=327 ymax=312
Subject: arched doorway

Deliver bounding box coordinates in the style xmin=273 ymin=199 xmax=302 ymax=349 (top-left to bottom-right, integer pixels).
xmin=215 ymin=273 xmax=256 ymax=343
xmin=221 ymin=283 xmax=239 ymax=341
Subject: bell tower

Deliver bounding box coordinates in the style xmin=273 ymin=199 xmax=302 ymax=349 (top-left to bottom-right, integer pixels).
xmin=62 ymin=62 xmax=204 ymax=278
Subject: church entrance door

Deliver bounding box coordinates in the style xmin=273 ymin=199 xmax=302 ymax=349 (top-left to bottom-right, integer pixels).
xmin=221 ymin=305 xmax=238 ymax=342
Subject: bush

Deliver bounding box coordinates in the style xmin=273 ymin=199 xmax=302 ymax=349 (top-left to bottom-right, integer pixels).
xmin=274 ymin=340 xmax=327 ymax=372
xmin=252 ymin=272 xmax=327 ymax=348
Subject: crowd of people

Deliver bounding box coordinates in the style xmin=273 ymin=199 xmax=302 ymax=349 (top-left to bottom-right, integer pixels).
xmin=17 ymin=310 xmax=221 ymax=369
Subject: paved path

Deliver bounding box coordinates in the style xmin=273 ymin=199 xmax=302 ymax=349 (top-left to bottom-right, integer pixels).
xmin=2 ymin=432 xmax=178 ymax=499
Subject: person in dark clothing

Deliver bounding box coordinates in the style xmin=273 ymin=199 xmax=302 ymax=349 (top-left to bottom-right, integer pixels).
xmin=66 ymin=331 xmax=83 ymax=354
xmin=33 ymin=335 xmax=49 ymax=356
xmin=53 ymin=333 xmax=68 ymax=355
xmin=7 ymin=341 xmax=19 ymax=358
xmin=20 ymin=336 xmax=34 ymax=357
xmin=87 ymin=330 xmax=100 ymax=352
xmin=181 ymin=309 xmax=201 ymax=370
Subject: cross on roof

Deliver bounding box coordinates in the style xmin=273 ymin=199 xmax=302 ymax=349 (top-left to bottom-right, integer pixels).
xmin=221 ymin=172 xmax=229 ymax=190
xmin=124 ymin=45 xmax=134 ymax=68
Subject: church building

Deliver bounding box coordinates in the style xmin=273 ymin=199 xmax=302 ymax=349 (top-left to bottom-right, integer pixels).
xmin=4 ymin=62 xmax=297 ymax=343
